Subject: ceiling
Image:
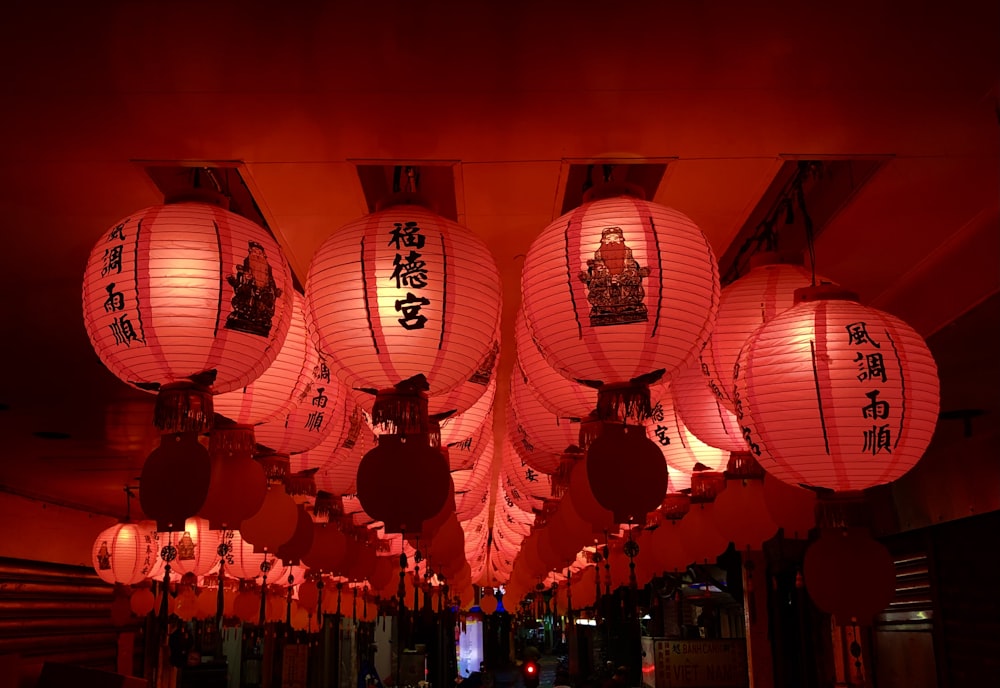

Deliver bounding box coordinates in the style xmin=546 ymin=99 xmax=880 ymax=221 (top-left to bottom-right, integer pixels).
xmin=0 ymin=2 xmax=997 ymax=534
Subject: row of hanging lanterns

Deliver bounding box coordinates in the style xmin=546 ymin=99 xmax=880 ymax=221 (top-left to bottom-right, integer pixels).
xmin=81 ymin=167 xmax=939 ymax=626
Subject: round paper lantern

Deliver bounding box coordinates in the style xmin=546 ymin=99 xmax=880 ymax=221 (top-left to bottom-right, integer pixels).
xmin=233 ymin=588 xmax=260 ymax=623
xmin=803 ymin=527 xmax=896 ymax=624
xmin=92 ymin=521 xmax=160 ymax=585
xmin=429 ymin=338 xmax=500 ymax=417
xmin=763 ymin=473 xmax=817 ymax=539
xmin=514 ymin=309 xmax=596 ymax=418
xmin=709 ymin=476 xmax=779 ymax=551
xmin=679 ymin=504 xmax=731 ymax=564
xmin=356 ymin=435 xmax=451 ymax=535
xmin=240 ymin=484 xmax=299 ymax=552
xmin=219 ymin=530 xmax=268 ymax=580
xmin=307 ymin=202 xmax=502 ymax=397
xmin=139 ymin=432 xmax=212 ymax=532
xmin=587 ymin=423 xmax=667 ymax=523
xmin=566 ymin=459 xmax=615 ymax=533
xmin=297 ymin=580 xmax=320 ymax=612
xmin=439 ymin=381 xmax=496 ymax=470
xmin=301 ymin=523 xmax=348 ymax=573
xmin=734 ymin=287 xmax=939 ymax=491
xmin=214 ymin=291 xmax=318 ymax=425
xmin=508 ymin=364 xmax=580 ymax=474
xmin=129 ymin=587 xmax=156 ymax=616
xmin=701 ymin=258 xmax=826 ymax=411
xmin=647 ymin=390 xmax=728 ymax=474
xmin=275 ymin=505 xmax=315 ymax=564
xmin=521 ymin=192 xmax=720 ymax=405
xmin=479 ymin=589 xmax=498 ymax=614
xmin=163 ymin=517 xmax=222 ymax=577
xmin=82 ymin=202 xmax=294 ymax=405
xmin=254 ymin=352 xmax=351 ymax=455
xmin=201 ymin=424 xmax=267 ymax=530
xmin=670 ymin=358 xmax=747 ymax=453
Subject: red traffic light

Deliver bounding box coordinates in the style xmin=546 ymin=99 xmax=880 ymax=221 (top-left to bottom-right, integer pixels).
xmin=526 ymin=665 xmax=536 ymax=674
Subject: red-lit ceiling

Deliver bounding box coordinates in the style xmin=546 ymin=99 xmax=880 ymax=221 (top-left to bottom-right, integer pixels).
xmin=0 ymin=2 xmax=997 ymax=525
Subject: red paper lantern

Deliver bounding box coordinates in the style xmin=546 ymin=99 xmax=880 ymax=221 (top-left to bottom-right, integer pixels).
xmin=508 ymin=364 xmax=580 ymax=474
xmin=647 ymin=389 xmax=728 ymax=473
xmin=803 ymin=527 xmax=896 ymax=624
xmin=163 ymin=517 xmax=221 ymax=577
xmin=129 ymin=587 xmax=156 ymax=616
xmin=679 ymin=504 xmax=732 ymax=564
xmin=214 ymin=291 xmax=318 ymax=425
xmin=82 ymin=202 xmax=294 ymax=427
xmin=219 ymin=530 xmax=267 ymax=580
xmin=306 ymin=202 xmax=502 ymax=397
xmin=670 ymin=359 xmax=747 ymax=453
xmin=240 ymin=484 xmax=299 ymax=552
xmin=521 ymin=192 xmax=720 ymax=398
xmin=587 ymin=424 xmax=667 ymax=524
xmin=514 ymin=309 xmax=596 ymax=418
xmin=565 ymin=459 xmax=614 ymax=533
xmin=254 ymin=351 xmax=351 ymax=455
xmin=701 ymin=257 xmax=826 ymax=411
xmin=479 ymin=589 xmax=498 ymax=614
xmin=301 ymin=522 xmax=348 ymax=573
xmin=709 ymin=478 xmax=779 ymax=551
xmin=501 ymin=437 xmax=553 ymax=512
xmin=763 ymin=473 xmax=817 ymax=539
xmin=276 ymin=505 xmax=316 ymax=564
xmin=201 ymin=424 xmax=267 ymax=530
xmin=429 ymin=338 xmax=500 ymax=417
xmin=439 ymin=381 xmax=495 ymax=470
xmin=139 ymin=432 xmax=212 ymax=532
xmin=92 ymin=521 xmax=160 ymax=585
xmin=356 ymin=435 xmax=452 ymax=535
xmin=734 ymin=287 xmax=939 ymax=491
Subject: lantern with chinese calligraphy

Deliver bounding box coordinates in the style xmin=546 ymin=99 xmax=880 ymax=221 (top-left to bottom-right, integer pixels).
xmin=733 ymin=286 xmax=939 ymax=491
xmin=82 ymin=201 xmax=294 ymax=432
xmin=508 ymin=364 xmax=580 ymax=475
xmin=306 ymin=202 xmax=502 ymax=405
xmin=514 ymin=310 xmax=596 ymax=418
xmin=670 ymin=358 xmax=747 ymax=453
xmin=92 ymin=521 xmax=160 ymax=585
xmin=646 ymin=389 xmax=729 ymax=474
xmin=521 ymin=190 xmax=720 ymax=420
xmin=701 ymin=256 xmax=828 ymax=412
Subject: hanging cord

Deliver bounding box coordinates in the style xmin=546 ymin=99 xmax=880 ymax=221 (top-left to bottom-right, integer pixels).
xmin=795 ymin=165 xmax=818 ymax=285
xmin=392 ymin=166 xmax=403 ymax=193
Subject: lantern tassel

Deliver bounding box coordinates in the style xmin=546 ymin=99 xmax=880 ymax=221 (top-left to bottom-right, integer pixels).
xmin=154 ymin=377 xmax=215 ymax=433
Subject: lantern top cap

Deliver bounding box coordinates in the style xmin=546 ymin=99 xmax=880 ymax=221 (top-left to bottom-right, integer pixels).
xmin=793 ymin=284 xmax=860 ymax=305
xmin=582 ymin=181 xmax=647 ymax=204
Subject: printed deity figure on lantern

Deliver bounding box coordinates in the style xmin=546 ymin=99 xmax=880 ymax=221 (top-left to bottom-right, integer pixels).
xmin=226 ymin=240 xmax=282 ymax=337
xmin=579 ymin=226 xmax=650 ymax=326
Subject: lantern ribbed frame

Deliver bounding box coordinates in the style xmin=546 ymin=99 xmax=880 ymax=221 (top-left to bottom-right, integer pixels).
xmin=733 ymin=293 xmax=939 ymax=491
xmin=647 ymin=387 xmax=728 ymax=473
xmin=91 ymin=521 xmax=160 ymax=585
xmin=701 ymin=261 xmax=824 ymax=410
xmin=521 ymin=195 xmax=720 ymax=387
xmin=514 ymin=310 xmax=596 ymax=417
xmin=306 ymin=203 xmax=502 ymax=397
xmin=214 ymin=291 xmax=317 ymax=425
xmin=82 ymin=202 xmax=294 ymax=394
xmin=438 ymin=379 xmax=495 ymax=470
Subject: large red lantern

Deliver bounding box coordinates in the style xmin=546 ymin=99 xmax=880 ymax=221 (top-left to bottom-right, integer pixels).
xmin=92 ymin=521 xmax=160 ymax=585
xmin=214 ymin=291 xmax=317 ymax=425
xmin=240 ymin=482 xmax=299 ymax=553
xmin=508 ymin=364 xmax=580 ymax=474
xmin=82 ymin=201 xmax=294 ymax=430
xmin=306 ymin=202 xmax=502 ymax=399
xmin=139 ymin=432 xmax=212 ymax=532
xmin=514 ymin=309 xmax=596 ymax=418
xmin=734 ymin=286 xmax=939 ymax=491
xmin=700 ymin=257 xmax=825 ymax=411
xmin=521 ymin=190 xmax=720 ymax=417
xmin=670 ymin=359 xmax=747 ymax=453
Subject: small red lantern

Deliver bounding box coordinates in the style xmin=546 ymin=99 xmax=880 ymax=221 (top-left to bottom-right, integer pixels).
xmin=514 ymin=309 xmax=596 ymax=418
xmin=734 ymin=286 xmax=939 ymax=491
xmin=240 ymin=482 xmax=299 ymax=553
xmin=670 ymin=359 xmax=747 ymax=453
xmin=356 ymin=435 xmax=451 ymax=535
xmin=201 ymin=424 xmax=267 ymax=530
xmin=92 ymin=521 xmax=160 ymax=585
xmin=82 ymin=201 xmax=294 ymax=431
xmin=587 ymin=423 xmax=667 ymax=524
xmin=139 ymin=432 xmax=212 ymax=532
xmin=647 ymin=389 xmax=728 ymax=474
xmin=162 ymin=517 xmax=221 ymax=577
xmin=803 ymin=527 xmax=896 ymax=624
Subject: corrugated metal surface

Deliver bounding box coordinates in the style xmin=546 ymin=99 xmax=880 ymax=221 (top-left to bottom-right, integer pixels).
xmin=0 ymin=557 xmax=121 ymax=671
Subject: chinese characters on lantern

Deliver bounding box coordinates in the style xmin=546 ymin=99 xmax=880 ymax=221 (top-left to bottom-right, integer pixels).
xmin=102 ymin=220 xmax=144 ymax=348
xmin=388 ymin=221 xmax=431 ymax=330
xmin=649 ymin=401 xmax=672 ymax=447
xmin=850 ymin=322 xmax=892 ymax=455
